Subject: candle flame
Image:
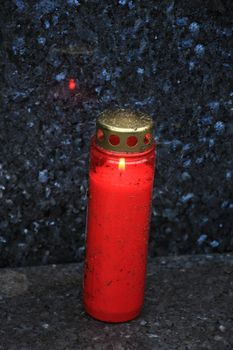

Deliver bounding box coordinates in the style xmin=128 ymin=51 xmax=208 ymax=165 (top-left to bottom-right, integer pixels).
xmin=118 ymin=158 xmax=125 ymax=171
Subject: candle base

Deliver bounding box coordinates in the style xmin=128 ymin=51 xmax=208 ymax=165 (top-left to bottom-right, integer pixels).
xmin=84 ymin=303 xmax=142 ymax=323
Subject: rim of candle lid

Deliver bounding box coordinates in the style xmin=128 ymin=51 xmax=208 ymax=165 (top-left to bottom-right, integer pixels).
xmin=95 ymin=108 xmax=154 ymax=153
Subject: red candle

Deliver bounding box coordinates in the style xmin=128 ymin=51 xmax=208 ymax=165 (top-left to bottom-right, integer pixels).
xmin=83 ymin=109 xmax=156 ymax=322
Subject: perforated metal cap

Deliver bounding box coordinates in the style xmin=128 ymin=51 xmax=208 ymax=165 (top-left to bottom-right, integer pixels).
xmin=95 ymin=109 xmax=154 ymax=153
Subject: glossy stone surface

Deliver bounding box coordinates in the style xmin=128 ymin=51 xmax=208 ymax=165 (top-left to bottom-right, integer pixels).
xmin=0 ymin=0 xmax=232 ymax=266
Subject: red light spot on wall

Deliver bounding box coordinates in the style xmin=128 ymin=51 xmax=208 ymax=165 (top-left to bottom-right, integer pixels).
xmin=69 ymin=79 xmax=76 ymax=90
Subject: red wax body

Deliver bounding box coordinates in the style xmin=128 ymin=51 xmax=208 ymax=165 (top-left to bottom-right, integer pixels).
xmin=83 ymin=138 xmax=156 ymax=322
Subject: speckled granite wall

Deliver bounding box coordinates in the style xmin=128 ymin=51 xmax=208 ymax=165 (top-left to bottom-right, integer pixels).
xmin=0 ymin=0 xmax=232 ymax=267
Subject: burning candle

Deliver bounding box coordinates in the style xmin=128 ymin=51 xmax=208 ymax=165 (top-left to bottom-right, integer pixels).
xmin=83 ymin=109 xmax=156 ymax=322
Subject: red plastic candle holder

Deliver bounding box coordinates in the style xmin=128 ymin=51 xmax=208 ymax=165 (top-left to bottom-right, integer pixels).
xmin=83 ymin=109 xmax=156 ymax=323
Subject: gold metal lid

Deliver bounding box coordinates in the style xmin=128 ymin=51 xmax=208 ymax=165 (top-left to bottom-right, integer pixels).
xmin=95 ymin=109 xmax=154 ymax=153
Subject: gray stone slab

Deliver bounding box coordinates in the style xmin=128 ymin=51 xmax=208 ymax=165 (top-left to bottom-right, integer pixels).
xmin=0 ymin=254 xmax=233 ymax=349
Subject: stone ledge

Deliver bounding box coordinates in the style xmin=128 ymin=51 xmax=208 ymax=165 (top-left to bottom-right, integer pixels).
xmin=0 ymin=254 xmax=233 ymax=350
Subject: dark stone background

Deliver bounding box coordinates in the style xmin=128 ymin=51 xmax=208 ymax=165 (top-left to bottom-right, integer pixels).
xmin=0 ymin=0 xmax=232 ymax=267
